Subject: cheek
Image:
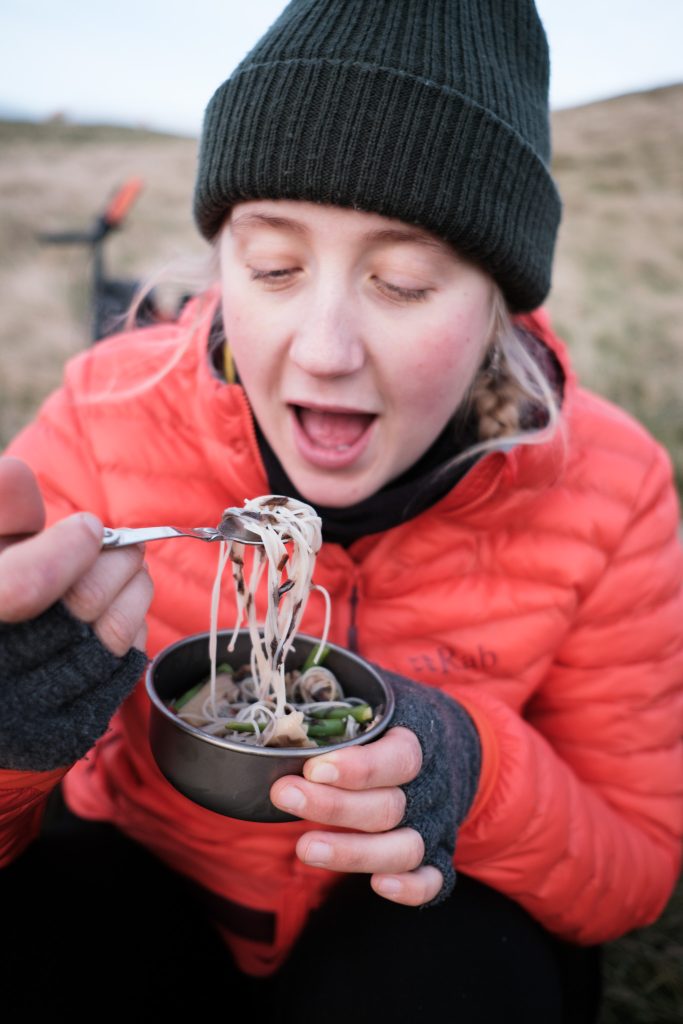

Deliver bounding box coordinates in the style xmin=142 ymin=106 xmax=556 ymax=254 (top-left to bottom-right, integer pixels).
xmin=220 ymin=278 xmax=292 ymax=376
xmin=220 ymin=327 xmax=265 ymax=406
xmin=396 ymin=328 xmax=485 ymax=416
xmin=220 ymin=293 xmax=268 ymax=377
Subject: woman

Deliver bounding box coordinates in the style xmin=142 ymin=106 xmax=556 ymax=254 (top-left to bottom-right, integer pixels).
xmin=1 ymin=2 xmax=681 ymax=1020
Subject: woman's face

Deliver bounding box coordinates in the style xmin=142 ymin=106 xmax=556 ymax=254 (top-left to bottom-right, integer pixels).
xmin=219 ymin=199 xmax=493 ymax=507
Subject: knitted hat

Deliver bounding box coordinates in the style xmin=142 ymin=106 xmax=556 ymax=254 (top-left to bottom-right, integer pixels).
xmin=194 ymin=0 xmax=561 ymax=312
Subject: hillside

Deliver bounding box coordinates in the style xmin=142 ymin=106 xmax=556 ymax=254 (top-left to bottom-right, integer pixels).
xmin=548 ymin=85 xmax=683 ymax=491
xmin=1 ymin=84 xmax=682 ymax=490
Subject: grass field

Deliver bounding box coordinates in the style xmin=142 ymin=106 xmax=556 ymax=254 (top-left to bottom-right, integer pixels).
xmin=600 ymin=882 xmax=683 ymax=1023
xmin=1 ymin=86 xmax=682 ymax=1021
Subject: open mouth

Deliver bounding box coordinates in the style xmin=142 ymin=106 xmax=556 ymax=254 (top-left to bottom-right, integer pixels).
xmin=289 ymin=404 xmax=377 ymax=468
xmin=294 ymin=405 xmax=375 ymax=450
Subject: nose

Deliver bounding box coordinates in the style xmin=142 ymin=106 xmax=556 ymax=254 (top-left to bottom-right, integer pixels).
xmin=288 ymin=287 xmax=365 ymax=379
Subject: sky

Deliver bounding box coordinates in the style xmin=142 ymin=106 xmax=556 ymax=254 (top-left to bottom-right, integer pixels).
xmin=2 ymin=0 xmax=682 ymax=136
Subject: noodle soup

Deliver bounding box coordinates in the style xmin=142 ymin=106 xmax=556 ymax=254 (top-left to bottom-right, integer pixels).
xmin=146 ymin=630 xmax=393 ymax=821
xmin=146 ymin=495 xmax=393 ymax=819
xmin=170 ymin=655 xmax=381 ymax=748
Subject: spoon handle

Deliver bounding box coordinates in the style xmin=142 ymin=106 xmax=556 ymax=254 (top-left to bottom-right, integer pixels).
xmin=102 ymin=526 xmax=217 ymax=548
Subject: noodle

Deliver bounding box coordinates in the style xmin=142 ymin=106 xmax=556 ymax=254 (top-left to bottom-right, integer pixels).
xmin=175 ymin=495 xmax=369 ymax=748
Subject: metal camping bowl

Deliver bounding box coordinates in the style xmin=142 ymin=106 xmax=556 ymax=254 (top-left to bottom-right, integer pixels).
xmin=146 ymin=630 xmax=394 ymax=823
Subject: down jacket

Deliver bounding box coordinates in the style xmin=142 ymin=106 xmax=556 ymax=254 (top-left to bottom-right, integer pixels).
xmin=2 ymin=293 xmax=682 ymax=975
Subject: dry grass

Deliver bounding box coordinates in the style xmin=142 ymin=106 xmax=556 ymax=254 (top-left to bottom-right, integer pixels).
xmin=1 ymin=87 xmax=682 ymax=1021
xmin=599 ymin=877 xmax=683 ymax=1023
xmin=0 ymin=119 xmax=207 ymax=445
xmin=547 ymin=85 xmax=683 ymax=494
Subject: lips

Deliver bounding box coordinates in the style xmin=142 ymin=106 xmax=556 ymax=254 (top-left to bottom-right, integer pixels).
xmin=289 ymin=404 xmax=377 ymax=469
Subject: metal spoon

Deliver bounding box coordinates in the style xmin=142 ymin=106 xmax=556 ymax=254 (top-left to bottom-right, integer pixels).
xmin=102 ymin=511 xmax=294 ymax=601
xmin=102 ymin=509 xmax=272 ymax=549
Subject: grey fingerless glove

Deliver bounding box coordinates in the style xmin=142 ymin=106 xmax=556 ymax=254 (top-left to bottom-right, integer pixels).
xmin=380 ymin=669 xmax=481 ymax=906
xmin=0 ymin=601 xmax=148 ymax=771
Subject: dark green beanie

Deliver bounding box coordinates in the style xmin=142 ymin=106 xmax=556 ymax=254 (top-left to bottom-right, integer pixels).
xmin=194 ymin=0 xmax=561 ymax=312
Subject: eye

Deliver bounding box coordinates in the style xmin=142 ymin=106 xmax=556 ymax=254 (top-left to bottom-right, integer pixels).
xmin=374 ymin=278 xmax=430 ymax=303
xmin=249 ymin=268 xmax=299 ymax=288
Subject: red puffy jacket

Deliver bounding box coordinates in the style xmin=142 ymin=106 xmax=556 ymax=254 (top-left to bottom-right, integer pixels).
xmin=2 ymin=294 xmax=682 ymax=975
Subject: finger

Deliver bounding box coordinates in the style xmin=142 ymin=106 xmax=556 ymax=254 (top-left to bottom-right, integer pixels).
xmin=0 ymin=513 xmax=103 ymax=622
xmin=91 ymin=566 xmax=154 ymax=657
xmin=0 ymin=458 xmax=45 ymax=547
xmin=371 ymin=865 xmax=444 ymax=907
xmin=296 ymin=827 xmax=424 ymax=875
xmin=302 ymin=726 xmax=422 ymax=790
xmin=133 ymin=622 xmax=148 ymax=652
xmin=63 ymin=545 xmax=146 ymax=623
xmin=271 ymin=775 xmax=405 ymax=832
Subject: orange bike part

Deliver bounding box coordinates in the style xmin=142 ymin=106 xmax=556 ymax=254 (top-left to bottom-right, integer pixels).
xmin=104 ymin=178 xmax=144 ymax=227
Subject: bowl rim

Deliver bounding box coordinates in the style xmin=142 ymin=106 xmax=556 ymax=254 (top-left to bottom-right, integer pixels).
xmin=146 ymin=629 xmax=395 ymax=759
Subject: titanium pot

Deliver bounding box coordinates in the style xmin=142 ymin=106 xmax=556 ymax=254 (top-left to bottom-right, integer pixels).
xmin=146 ymin=630 xmax=394 ymax=822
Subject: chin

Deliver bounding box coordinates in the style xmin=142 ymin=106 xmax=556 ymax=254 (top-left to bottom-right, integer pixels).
xmin=290 ymin=469 xmax=377 ymax=509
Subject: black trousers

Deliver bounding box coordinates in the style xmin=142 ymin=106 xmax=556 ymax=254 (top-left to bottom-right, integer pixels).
xmin=1 ymin=793 xmax=601 ymax=1023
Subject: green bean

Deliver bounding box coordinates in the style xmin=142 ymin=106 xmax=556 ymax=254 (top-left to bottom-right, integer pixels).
xmin=222 ymin=720 xmax=264 ymax=733
xmin=352 ymin=704 xmax=372 ymax=723
xmin=307 ymin=720 xmax=346 ymax=737
xmin=301 ymin=645 xmax=330 ymax=672
xmin=331 ymin=704 xmax=371 ymax=722
xmin=309 ymin=703 xmax=372 ymax=722
xmin=309 ymin=705 xmax=334 ymax=718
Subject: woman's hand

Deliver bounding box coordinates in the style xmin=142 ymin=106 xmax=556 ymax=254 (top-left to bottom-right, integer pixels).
xmin=0 ymin=457 xmax=151 ymax=653
xmin=0 ymin=457 xmax=153 ymax=772
xmin=270 ymin=726 xmax=444 ymax=906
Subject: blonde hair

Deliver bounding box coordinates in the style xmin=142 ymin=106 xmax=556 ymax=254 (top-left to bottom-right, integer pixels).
xmin=123 ymin=248 xmax=220 ymax=334
xmin=465 ymin=287 xmax=561 ymax=456
xmin=80 ymin=248 xmax=219 ymax=404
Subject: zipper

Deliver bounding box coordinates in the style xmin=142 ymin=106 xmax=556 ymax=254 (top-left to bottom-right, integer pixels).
xmin=347 ymin=583 xmax=359 ymax=653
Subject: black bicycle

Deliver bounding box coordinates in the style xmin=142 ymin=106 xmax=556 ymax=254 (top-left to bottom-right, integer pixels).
xmin=38 ymin=178 xmax=186 ymax=344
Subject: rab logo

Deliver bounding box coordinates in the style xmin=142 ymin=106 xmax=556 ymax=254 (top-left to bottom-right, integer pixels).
xmin=407 ymin=643 xmax=497 ymax=677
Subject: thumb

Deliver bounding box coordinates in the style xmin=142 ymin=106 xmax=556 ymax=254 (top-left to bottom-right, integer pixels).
xmin=0 ymin=458 xmax=46 ymax=550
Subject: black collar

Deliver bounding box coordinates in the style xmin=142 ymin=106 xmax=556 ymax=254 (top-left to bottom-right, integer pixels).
xmin=254 ymin=414 xmax=480 ymax=547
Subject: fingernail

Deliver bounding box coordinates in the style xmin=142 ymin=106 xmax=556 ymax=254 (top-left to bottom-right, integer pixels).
xmin=308 ymin=761 xmax=338 ymax=784
xmin=277 ymin=786 xmax=306 ymax=812
xmin=305 ymin=841 xmax=331 ymax=865
xmin=376 ymin=878 xmax=403 ymax=896
xmin=78 ymin=512 xmax=102 ymax=540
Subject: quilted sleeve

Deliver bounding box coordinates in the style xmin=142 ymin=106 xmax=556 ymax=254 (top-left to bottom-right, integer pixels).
xmin=451 ymin=444 xmax=683 ymax=944
xmin=5 ymin=374 xmax=107 ymax=525
xmin=0 ymin=370 xmax=110 ymax=863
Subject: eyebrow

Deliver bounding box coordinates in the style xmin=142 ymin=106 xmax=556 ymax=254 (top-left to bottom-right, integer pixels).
xmin=230 ymin=212 xmax=449 ymax=255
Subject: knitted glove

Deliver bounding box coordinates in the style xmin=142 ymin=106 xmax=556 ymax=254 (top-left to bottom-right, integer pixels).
xmin=0 ymin=601 xmax=148 ymax=771
xmin=378 ymin=668 xmax=481 ymax=906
